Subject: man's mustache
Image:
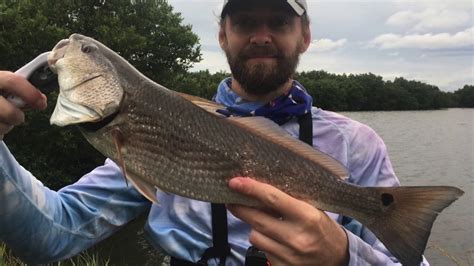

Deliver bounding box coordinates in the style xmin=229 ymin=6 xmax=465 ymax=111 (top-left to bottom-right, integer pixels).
xmin=240 ymin=45 xmax=281 ymax=59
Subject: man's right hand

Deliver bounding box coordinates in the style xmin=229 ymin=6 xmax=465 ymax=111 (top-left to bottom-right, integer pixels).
xmin=0 ymin=71 xmax=47 ymax=139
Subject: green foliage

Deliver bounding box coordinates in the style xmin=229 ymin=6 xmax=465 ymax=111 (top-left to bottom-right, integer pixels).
xmin=0 ymin=0 xmax=201 ymax=82
xmin=169 ymin=70 xmax=229 ymax=99
xmin=295 ymin=71 xmax=469 ymax=111
xmin=0 ymin=0 xmax=201 ymax=189
xmin=455 ymin=85 xmax=474 ymax=107
xmin=0 ymin=1 xmax=68 ymax=70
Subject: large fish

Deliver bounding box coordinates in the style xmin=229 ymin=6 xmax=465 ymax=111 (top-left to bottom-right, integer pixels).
xmin=47 ymin=34 xmax=463 ymax=265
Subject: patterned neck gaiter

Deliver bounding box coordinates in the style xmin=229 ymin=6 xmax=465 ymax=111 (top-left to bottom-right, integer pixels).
xmin=213 ymin=77 xmax=313 ymax=125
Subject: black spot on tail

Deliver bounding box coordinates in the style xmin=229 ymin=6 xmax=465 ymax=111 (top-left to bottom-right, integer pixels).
xmin=381 ymin=193 xmax=394 ymax=206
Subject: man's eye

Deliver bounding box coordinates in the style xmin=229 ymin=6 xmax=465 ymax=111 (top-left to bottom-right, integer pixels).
xmin=233 ymin=18 xmax=257 ymax=31
xmin=268 ymin=17 xmax=290 ymax=30
xmin=231 ymin=15 xmax=292 ymax=33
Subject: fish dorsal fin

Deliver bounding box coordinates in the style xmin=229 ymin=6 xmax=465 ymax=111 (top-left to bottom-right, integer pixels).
xmin=175 ymin=92 xmax=225 ymax=117
xmin=229 ymin=116 xmax=349 ymax=179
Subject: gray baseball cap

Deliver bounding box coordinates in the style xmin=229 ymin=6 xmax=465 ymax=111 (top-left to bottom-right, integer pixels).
xmin=221 ymin=0 xmax=308 ymax=17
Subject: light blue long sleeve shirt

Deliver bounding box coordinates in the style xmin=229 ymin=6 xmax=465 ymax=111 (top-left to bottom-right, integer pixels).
xmin=0 ymin=80 xmax=428 ymax=265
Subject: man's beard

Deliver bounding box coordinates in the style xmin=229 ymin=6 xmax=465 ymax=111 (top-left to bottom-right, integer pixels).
xmin=225 ymin=43 xmax=301 ymax=96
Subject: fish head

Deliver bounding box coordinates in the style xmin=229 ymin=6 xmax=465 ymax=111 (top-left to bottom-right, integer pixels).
xmin=48 ymin=33 xmax=123 ymax=126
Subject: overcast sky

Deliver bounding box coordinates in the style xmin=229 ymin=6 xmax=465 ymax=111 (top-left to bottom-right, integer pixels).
xmin=167 ymin=0 xmax=473 ymax=92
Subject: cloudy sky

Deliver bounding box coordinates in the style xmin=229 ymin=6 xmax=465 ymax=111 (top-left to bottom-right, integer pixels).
xmin=167 ymin=0 xmax=473 ymax=92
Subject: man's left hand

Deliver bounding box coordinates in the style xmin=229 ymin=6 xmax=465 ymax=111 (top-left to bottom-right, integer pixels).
xmin=227 ymin=177 xmax=349 ymax=266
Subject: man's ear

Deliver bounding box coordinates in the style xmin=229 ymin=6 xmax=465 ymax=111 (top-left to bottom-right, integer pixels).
xmin=219 ymin=24 xmax=227 ymax=49
xmin=300 ymin=24 xmax=312 ymax=53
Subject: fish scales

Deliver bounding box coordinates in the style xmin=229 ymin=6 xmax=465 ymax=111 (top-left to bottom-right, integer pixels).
xmin=49 ymin=34 xmax=464 ymax=265
xmin=117 ymin=82 xmax=341 ymax=206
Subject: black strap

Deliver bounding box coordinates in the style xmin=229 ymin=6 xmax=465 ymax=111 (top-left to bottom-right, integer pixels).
xmin=297 ymin=112 xmax=313 ymax=146
xmin=171 ymin=113 xmax=313 ymax=266
xmin=171 ymin=204 xmax=230 ymax=266
xmin=171 ymin=257 xmax=203 ymax=266
xmin=197 ymin=203 xmax=230 ymax=266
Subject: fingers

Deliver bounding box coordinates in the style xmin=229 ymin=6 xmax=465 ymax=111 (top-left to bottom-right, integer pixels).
xmin=0 ymin=71 xmax=48 ymax=138
xmin=228 ymin=201 xmax=323 ymax=254
xmin=0 ymin=71 xmax=47 ymax=110
xmin=228 ymin=177 xmax=317 ymax=220
xmin=228 ymin=177 xmax=317 ymax=247
xmin=227 ymin=203 xmax=297 ymax=255
xmin=0 ymin=123 xmax=14 ymax=136
xmin=248 ymin=230 xmax=292 ymax=265
xmin=0 ymin=96 xmax=24 ymax=125
xmin=227 ymin=203 xmax=286 ymax=236
xmin=0 ymin=95 xmax=24 ymax=139
xmin=228 ymin=178 xmax=350 ymax=265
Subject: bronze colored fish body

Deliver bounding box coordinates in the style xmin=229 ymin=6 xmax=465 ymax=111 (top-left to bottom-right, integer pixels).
xmin=48 ymin=34 xmax=463 ymax=266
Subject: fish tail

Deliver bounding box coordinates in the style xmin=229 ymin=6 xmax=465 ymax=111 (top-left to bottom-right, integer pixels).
xmin=363 ymin=186 xmax=463 ymax=266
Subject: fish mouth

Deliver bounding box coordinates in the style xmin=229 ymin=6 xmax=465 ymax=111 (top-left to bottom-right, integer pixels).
xmin=50 ymin=74 xmax=105 ymax=127
xmin=50 ymin=94 xmax=102 ymax=127
xmin=49 ymin=74 xmax=104 ymax=127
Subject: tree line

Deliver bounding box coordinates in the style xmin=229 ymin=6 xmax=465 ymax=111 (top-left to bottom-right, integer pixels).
xmin=170 ymin=70 xmax=474 ymax=110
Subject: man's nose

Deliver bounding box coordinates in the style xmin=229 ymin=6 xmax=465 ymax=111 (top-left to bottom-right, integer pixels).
xmin=249 ymin=24 xmax=273 ymax=45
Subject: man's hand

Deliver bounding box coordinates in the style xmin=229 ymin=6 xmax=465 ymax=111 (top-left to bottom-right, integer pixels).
xmin=227 ymin=177 xmax=349 ymax=266
xmin=0 ymin=71 xmax=47 ymax=139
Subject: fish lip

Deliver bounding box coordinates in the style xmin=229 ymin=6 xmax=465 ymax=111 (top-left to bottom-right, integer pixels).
xmin=49 ymin=92 xmax=102 ymax=126
xmin=47 ymin=39 xmax=70 ymax=69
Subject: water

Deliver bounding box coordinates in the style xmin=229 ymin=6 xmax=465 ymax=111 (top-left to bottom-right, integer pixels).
xmin=341 ymin=108 xmax=474 ymax=265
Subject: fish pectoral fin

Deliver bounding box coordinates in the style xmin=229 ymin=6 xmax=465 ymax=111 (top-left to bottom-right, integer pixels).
xmin=110 ymin=128 xmax=159 ymax=204
xmin=111 ymin=128 xmax=129 ymax=186
xmin=127 ymin=172 xmax=160 ymax=205
xmin=175 ymin=92 xmax=226 ymax=117
xmin=229 ymin=116 xmax=349 ymax=180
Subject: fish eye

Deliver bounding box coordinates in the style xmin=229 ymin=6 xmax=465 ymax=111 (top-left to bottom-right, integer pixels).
xmin=81 ymin=44 xmax=98 ymax=54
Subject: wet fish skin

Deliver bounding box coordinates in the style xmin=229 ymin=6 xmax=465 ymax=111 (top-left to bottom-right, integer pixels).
xmin=48 ymin=34 xmax=464 ymax=266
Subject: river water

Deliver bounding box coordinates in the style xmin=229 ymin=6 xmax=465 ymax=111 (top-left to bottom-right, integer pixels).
xmin=341 ymin=108 xmax=474 ymax=265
